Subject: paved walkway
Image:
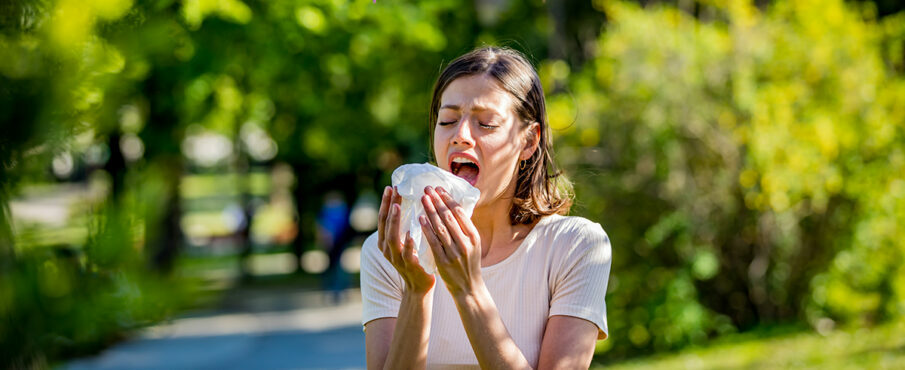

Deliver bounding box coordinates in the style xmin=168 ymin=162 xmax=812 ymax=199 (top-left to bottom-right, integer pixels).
xmin=67 ymin=289 xmax=366 ymax=370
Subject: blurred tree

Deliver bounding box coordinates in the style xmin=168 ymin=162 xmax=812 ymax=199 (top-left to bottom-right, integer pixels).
xmin=556 ymin=0 xmax=905 ymax=359
xmin=6 ymin=0 xmax=903 ymax=366
xmin=0 ymin=1 xmax=200 ymax=365
xmin=0 ymin=0 xmax=561 ymax=364
xmin=147 ymin=0 xmax=561 ymax=270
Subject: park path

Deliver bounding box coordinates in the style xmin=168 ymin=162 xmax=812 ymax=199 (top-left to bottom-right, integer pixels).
xmin=66 ymin=288 xmax=366 ymax=370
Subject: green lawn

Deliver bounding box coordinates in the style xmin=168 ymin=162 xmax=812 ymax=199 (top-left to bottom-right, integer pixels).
xmin=597 ymin=320 xmax=905 ymax=369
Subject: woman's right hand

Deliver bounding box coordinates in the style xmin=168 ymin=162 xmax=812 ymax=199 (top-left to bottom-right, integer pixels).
xmin=378 ymin=186 xmax=435 ymax=295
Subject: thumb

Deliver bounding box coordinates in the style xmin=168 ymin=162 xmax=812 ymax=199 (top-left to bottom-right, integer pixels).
xmin=403 ymin=232 xmax=420 ymax=267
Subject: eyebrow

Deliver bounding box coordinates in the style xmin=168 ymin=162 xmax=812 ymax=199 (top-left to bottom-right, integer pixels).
xmin=439 ymin=104 xmax=501 ymax=115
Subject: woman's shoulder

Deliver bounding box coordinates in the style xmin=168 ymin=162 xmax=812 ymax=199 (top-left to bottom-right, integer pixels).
xmin=360 ymin=231 xmax=384 ymax=262
xmin=542 ymin=214 xmax=608 ymax=239
xmin=539 ymin=214 xmax=611 ymax=255
xmin=359 ymin=231 xmax=404 ymax=287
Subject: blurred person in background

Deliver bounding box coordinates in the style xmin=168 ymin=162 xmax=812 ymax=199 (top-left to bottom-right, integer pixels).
xmin=316 ymin=190 xmax=353 ymax=301
xmin=361 ymin=47 xmax=613 ymax=369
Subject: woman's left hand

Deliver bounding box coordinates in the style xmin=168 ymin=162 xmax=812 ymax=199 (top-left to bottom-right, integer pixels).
xmin=419 ymin=186 xmax=483 ymax=298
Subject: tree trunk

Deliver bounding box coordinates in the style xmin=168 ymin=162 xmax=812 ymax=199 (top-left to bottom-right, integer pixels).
xmin=236 ymin=135 xmax=254 ymax=279
xmin=105 ymin=132 xmax=127 ymax=202
xmin=0 ymin=187 xmax=15 ymax=270
xmin=291 ymin=161 xmax=309 ymax=273
xmin=150 ymin=156 xmax=183 ymax=272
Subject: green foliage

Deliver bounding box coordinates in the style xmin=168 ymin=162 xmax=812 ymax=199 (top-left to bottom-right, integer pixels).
xmin=559 ymin=0 xmax=905 ymax=358
xmin=3 ymin=0 xmax=905 ymax=365
xmin=0 ymin=0 xmax=556 ymax=365
xmin=597 ymin=319 xmax=905 ymax=369
xmin=0 ymin=205 xmax=196 ymax=367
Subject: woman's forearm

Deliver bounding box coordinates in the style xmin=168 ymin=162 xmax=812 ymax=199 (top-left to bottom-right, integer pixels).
xmin=455 ymin=284 xmax=533 ymax=370
xmin=384 ymin=290 xmax=433 ymax=370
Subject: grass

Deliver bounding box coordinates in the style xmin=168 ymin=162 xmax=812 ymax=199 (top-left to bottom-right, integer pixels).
xmin=596 ymin=320 xmax=905 ymax=369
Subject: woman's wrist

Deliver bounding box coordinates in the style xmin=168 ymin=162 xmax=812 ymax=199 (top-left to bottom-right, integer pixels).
xmin=451 ymin=277 xmax=490 ymax=308
xmin=403 ymin=281 xmax=435 ymax=301
xmin=386 ymin=281 xmax=434 ymax=370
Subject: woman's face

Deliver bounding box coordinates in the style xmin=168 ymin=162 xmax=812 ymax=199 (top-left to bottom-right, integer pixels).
xmin=433 ymin=74 xmax=535 ymax=206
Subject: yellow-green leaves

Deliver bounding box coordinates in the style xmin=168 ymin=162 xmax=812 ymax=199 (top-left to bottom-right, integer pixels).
xmin=296 ymin=6 xmax=326 ymax=33
xmin=182 ymin=0 xmax=252 ymax=30
xmin=564 ymin=0 xmax=905 ymax=353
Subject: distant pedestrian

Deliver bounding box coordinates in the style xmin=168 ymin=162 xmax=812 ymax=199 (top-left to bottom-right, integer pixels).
xmin=317 ymin=191 xmax=352 ymax=301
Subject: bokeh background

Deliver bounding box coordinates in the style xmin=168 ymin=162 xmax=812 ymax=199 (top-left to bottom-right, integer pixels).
xmin=2 ymin=0 xmax=904 ymax=368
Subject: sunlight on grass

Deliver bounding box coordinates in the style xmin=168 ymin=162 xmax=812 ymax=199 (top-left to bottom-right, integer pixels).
xmin=598 ymin=321 xmax=905 ymax=369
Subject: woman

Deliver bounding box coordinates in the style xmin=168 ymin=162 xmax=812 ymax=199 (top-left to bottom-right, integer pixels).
xmin=361 ymin=47 xmax=612 ymax=369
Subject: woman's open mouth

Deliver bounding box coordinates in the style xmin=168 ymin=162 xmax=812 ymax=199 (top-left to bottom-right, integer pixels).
xmin=449 ymin=155 xmax=479 ymax=186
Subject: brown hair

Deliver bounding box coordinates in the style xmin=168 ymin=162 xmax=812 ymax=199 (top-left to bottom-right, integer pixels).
xmin=428 ymin=46 xmax=573 ymax=225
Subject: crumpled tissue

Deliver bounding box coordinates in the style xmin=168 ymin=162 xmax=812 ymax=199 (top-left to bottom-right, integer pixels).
xmin=391 ymin=163 xmax=481 ymax=274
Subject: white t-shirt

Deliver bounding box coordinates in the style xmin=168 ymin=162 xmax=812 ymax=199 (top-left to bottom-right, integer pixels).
xmin=360 ymin=214 xmax=612 ymax=369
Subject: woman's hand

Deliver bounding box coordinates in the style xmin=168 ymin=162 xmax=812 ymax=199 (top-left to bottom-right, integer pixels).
xmin=378 ymin=186 xmax=435 ymax=295
xmin=419 ymin=186 xmax=483 ymax=298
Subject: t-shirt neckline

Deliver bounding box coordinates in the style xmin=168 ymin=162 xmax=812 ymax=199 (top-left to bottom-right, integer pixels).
xmin=480 ymin=214 xmax=560 ymax=273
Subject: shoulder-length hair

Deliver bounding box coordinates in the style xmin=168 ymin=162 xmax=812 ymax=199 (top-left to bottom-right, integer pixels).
xmin=428 ymin=46 xmax=573 ymax=225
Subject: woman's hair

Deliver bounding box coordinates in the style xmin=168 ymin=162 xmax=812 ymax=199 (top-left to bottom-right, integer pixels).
xmin=428 ymin=46 xmax=573 ymax=225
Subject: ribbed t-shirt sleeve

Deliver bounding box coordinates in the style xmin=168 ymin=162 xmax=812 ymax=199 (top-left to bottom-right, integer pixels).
xmin=548 ymin=220 xmax=612 ymax=340
xmin=360 ymin=232 xmax=403 ymax=328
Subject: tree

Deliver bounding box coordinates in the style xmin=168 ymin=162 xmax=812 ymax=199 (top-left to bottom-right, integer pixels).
xmin=556 ymin=0 xmax=905 ymax=358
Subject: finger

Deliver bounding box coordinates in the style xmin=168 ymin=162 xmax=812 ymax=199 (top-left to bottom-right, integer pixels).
xmin=435 ymin=187 xmax=477 ymax=247
xmin=427 ymin=187 xmax=470 ymax=257
xmin=392 ymin=186 xmax=403 ymax=206
xmin=420 ymin=214 xmax=447 ymax=264
xmin=437 ymin=187 xmax=481 ymax=247
xmin=422 ymin=187 xmax=455 ymax=259
xmin=386 ymin=203 xmax=404 ymax=266
xmin=389 ymin=187 xmax=405 ymax=262
xmin=377 ymin=186 xmax=391 ymax=253
xmin=402 ymin=232 xmax=421 ymax=269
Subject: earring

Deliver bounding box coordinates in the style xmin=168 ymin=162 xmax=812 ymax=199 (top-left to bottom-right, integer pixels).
xmin=519 ymin=160 xmax=527 ymax=170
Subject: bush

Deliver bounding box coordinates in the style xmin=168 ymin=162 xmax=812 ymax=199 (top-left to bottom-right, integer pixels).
xmin=0 ymin=207 xmax=195 ymax=368
xmin=554 ymin=0 xmax=905 ymax=358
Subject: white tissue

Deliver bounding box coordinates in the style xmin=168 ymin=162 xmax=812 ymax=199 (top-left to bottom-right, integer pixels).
xmin=391 ymin=163 xmax=481 ymax=274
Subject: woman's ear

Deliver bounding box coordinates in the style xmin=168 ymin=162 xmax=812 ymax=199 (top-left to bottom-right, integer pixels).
xmin=520 ymin=122 xmax=541 ymax=161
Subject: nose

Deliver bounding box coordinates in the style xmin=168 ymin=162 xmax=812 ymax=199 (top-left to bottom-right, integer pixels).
xmin=452 ymin=116 xmax=474 ymax=147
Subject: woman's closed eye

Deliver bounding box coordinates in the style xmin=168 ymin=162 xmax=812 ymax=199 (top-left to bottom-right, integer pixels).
xmin=437 ymin=120 xmax=497 ymax=129
xmin=438 ymin=117 xmax=499 ymax=129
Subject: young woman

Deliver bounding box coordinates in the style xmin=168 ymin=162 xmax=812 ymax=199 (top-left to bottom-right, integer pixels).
xmin=361 ymin=47 xmax=612 ymax=369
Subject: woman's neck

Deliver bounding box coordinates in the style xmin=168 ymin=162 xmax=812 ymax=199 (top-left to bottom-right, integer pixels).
xmin=470 ymin=195 xmax=532 ymax=259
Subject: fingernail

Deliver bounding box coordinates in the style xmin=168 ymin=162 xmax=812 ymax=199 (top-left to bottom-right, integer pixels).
xmin=384 ymin=186 xmax=390 ymax=197
xmin=419 ymin=215 xmax=427 ymax=225
xmin=438 ymin=187 xmax=446 ymax=194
